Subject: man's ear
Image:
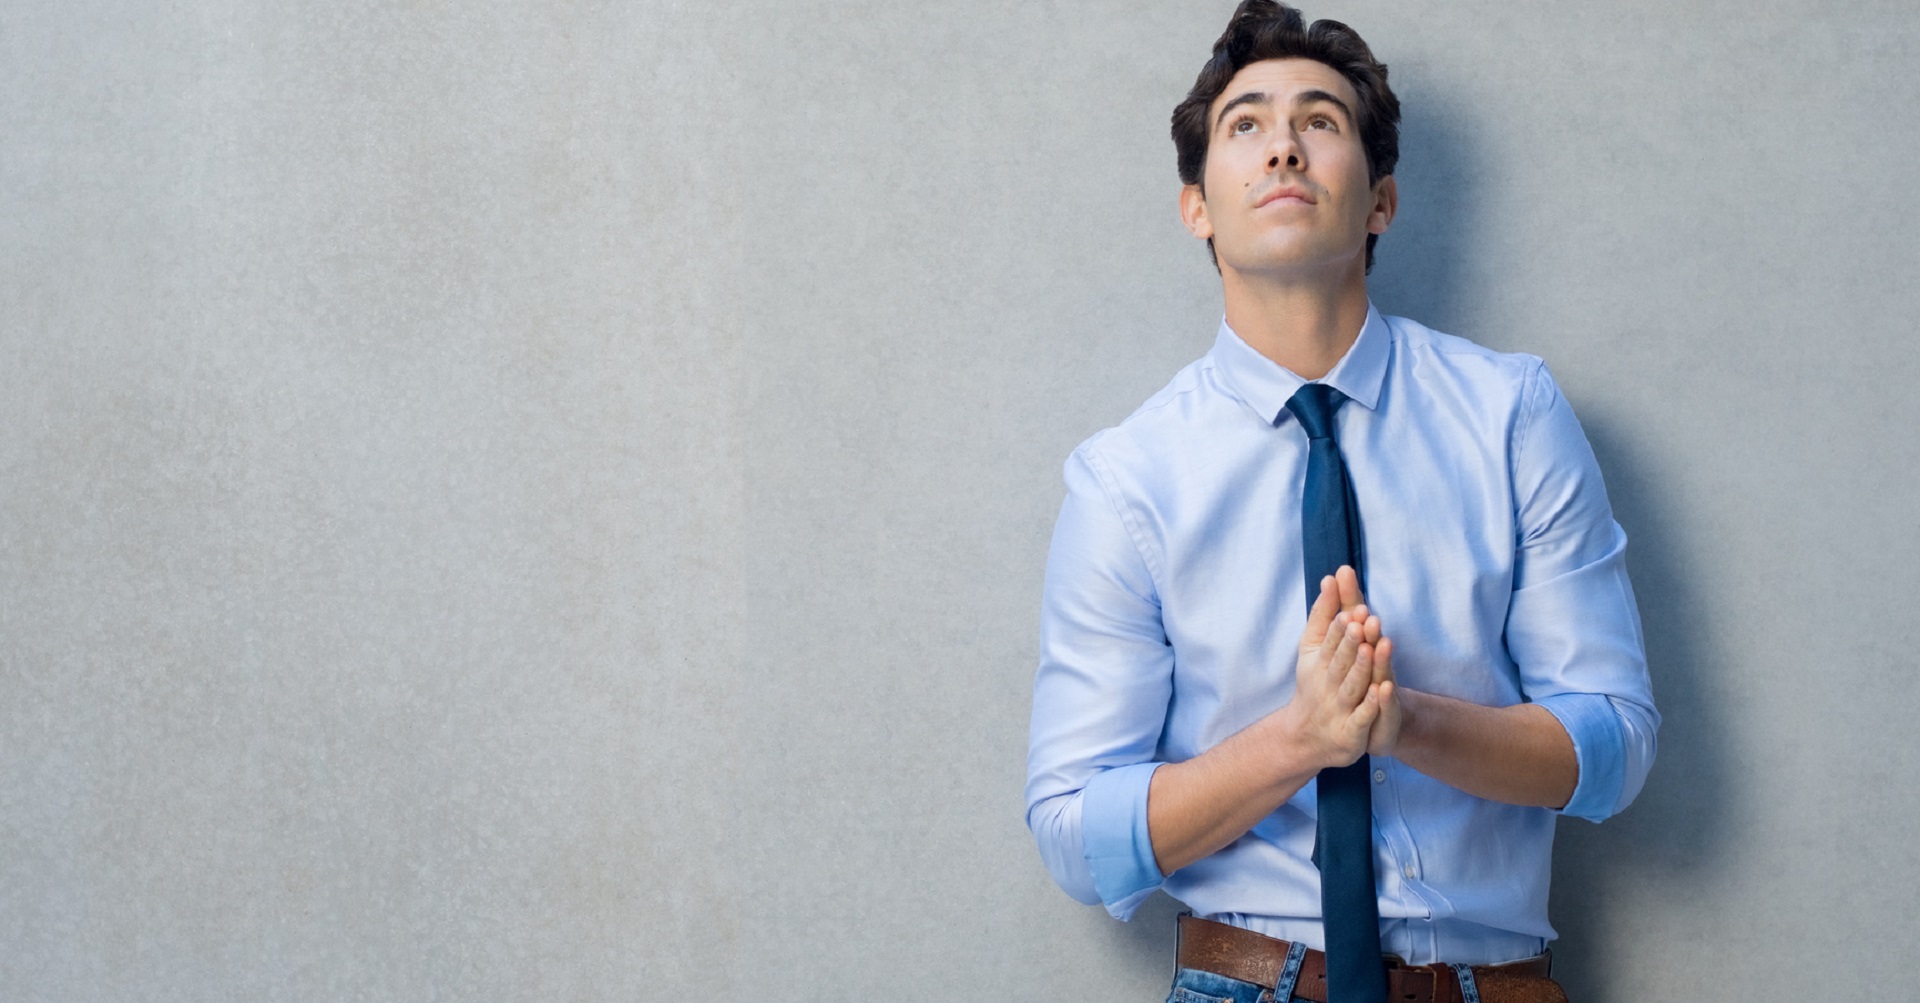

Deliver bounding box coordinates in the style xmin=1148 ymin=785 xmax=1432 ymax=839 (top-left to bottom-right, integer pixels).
xmin=1180 ymin=183 xmax=1213 ymax=240
xmin=1367 ymin=175 xmax=1398 ymax=236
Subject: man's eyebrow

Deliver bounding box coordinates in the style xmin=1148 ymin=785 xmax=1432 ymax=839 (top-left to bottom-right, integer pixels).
xmin=1213 ymin=91 xmax=1271 ymax=132
xmin=1293 ymin=89 xmax=1355 ymax=123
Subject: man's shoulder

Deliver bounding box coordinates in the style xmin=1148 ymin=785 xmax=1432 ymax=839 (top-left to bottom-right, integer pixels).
xmin=1382 ymin=313 xmax=1556 ymax=414
xmin=1070 ymin=353 xmax=1241 ymax=478
xmin=1385 ymin=313 xmax=1545 ymax=381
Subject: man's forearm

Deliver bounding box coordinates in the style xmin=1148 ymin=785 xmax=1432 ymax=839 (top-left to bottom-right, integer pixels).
xmin=1391 ymin=690 xmax=1577 ymax=809
xmin=1145 ymin=714 xmax=1324 ymax=876
xmin=1148 ymin=688 xmax=1578 ymax=880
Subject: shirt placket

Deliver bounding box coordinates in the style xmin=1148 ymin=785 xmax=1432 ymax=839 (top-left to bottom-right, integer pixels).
xmin=1370 ymin=756 xmax=1439 ymax=959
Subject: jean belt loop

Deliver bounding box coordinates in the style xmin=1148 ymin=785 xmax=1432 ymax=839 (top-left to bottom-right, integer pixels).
xmin=1447 ymin=963 xmax=1481 ymax=1003
xmin=1271 ymin=940 xmax=1308 ymax=1002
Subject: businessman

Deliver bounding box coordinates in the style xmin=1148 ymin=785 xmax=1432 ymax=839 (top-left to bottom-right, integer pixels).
xmin=1024 ymin=4 xmax=1659 ymax=1002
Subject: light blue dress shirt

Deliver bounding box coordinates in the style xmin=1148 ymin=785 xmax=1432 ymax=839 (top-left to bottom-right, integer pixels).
xmin=1024 ymin=306 xmax=1659 ymax=966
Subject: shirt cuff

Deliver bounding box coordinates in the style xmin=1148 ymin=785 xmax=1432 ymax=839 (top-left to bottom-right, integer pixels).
xmin=1080 ymin=761 xmax=1164 ymax=919
xmin=1536 ymin=692 xmax=1626 ymax=822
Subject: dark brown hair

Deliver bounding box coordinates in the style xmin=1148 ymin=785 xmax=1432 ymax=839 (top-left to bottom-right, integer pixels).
xmin=1171 ymin=0 xmax=1401 ymax=272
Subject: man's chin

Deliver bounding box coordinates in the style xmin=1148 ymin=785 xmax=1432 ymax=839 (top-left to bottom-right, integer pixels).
xmin=1218 ymin=246 xmax=1365 ymax=283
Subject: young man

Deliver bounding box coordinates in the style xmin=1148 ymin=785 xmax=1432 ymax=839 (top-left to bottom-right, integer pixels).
xmin=1023 ymin=4 xmax=1659 ymax=1002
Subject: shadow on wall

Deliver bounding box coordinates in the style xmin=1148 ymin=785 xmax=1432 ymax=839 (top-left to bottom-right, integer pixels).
xmin=1103 ymin=890 xmax=1187 ymax=990
xmin=1365 ymin=88 xmax=1481 ymax=339
xmin=1549 ymin=415 xmax=1733 ymax=1003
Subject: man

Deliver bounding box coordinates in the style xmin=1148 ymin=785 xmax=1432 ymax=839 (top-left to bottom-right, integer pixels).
xmin=1023 ymin=3 xmax=1659 ymax=1002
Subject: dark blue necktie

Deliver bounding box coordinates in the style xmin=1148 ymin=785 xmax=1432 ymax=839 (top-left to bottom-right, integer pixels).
xmin=1284 ymin=383 xmax=1385 ymax=1003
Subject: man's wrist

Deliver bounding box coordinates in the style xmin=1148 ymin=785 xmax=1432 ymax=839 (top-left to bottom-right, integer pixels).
xmin=1257 ymin=704 xmax=1336 ymax=788
xmin=1386 ymin=687 xmax=1429 ymax=761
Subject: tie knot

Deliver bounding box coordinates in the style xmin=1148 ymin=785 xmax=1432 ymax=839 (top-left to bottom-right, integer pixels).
xmin=1284 ymin=383 xmax=1347 ymax=440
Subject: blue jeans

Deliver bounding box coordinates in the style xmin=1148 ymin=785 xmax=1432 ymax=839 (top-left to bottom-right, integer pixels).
xmin=1166 ymin=951 xmax=1490 ymax=1003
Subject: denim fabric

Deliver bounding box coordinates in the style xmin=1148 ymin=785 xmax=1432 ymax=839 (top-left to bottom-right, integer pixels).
xmin=1164 ymin=939 xmax=1306 ymax=1003
xmin=1167 ymin=954 xmax=1495 ymax=1003
xmin=1165 ymin=967 xmax=1273 ymax=1003
xmin=1449 ymin=962 xmax=1482 ymax=1003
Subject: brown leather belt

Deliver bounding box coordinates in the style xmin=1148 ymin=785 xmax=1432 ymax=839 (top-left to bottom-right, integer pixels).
xmin=1177 ymin=915 xmax=1562 ymax=1003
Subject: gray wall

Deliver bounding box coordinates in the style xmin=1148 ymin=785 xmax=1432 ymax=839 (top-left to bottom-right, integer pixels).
xmin=4 ymin=2 xmax=1915 ymax=1000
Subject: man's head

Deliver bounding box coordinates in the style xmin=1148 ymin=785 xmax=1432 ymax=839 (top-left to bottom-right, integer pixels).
xmin=1172 ymin=0 xmax=1400 ymax=275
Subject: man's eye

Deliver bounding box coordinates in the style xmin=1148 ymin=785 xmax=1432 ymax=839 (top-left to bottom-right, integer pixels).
xmin=1231 ymin=118 xmax=1257 ymax=135
xmin=1306 ymin=115 xmax=1336 ymax=130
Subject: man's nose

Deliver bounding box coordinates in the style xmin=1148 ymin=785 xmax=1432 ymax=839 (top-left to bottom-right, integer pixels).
xmin=1267 ymin=129 xmax=1304 ymax=172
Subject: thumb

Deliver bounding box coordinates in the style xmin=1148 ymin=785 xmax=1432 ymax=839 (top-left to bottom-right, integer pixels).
xmin=1301 ymin=575 xmax=1339 ymax=649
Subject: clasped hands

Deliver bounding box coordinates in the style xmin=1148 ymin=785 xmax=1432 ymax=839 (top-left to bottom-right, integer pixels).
xmin=1284 ymin=565 xmax=1405 ymax=768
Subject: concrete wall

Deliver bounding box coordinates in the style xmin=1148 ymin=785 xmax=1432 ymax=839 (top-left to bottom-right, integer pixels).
xmin=5 ymin=2 xmax=1916 ymax=999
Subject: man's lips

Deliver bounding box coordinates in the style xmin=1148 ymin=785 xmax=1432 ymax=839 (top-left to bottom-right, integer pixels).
xmin=1254 ymin=185 xmax=1315 ymax=208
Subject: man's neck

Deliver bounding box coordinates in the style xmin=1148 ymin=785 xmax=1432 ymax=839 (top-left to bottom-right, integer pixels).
xmin=1219 ymin=265 xmax=1371 ymax=381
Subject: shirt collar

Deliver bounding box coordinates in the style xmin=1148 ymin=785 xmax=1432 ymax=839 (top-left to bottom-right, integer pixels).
xmin=1209 ymin=302 xmax=1391 ymax=424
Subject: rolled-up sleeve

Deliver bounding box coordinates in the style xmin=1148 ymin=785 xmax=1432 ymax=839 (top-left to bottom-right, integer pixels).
xmin=1504 ymin=362 xmax=1660 ymax=822
xmin=1024 ymin=445 xmax=1173 ymax=918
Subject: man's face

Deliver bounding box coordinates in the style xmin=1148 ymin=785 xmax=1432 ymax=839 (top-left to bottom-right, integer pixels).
xmin=1181 ymin=58 xmax=1395 ymax=279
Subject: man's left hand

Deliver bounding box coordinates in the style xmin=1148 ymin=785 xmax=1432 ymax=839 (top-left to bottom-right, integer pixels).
xmin=1331 ymin=566 xmax=1405 ymax=757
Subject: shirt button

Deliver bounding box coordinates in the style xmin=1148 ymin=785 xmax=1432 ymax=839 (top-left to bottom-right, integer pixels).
xmin=1373 ymin=769 xmax=1385 ymax=783
xmin=1404 ymin=864 xmax=1417 ymax=879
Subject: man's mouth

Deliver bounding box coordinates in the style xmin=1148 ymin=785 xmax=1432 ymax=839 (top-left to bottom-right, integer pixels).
xmin=1254 ymin=184 xmax=1315 ymax=208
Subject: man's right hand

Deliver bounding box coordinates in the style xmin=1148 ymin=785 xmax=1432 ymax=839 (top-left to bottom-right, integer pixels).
xmin=1282 ymin=573 xmax=1386 ymax=770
